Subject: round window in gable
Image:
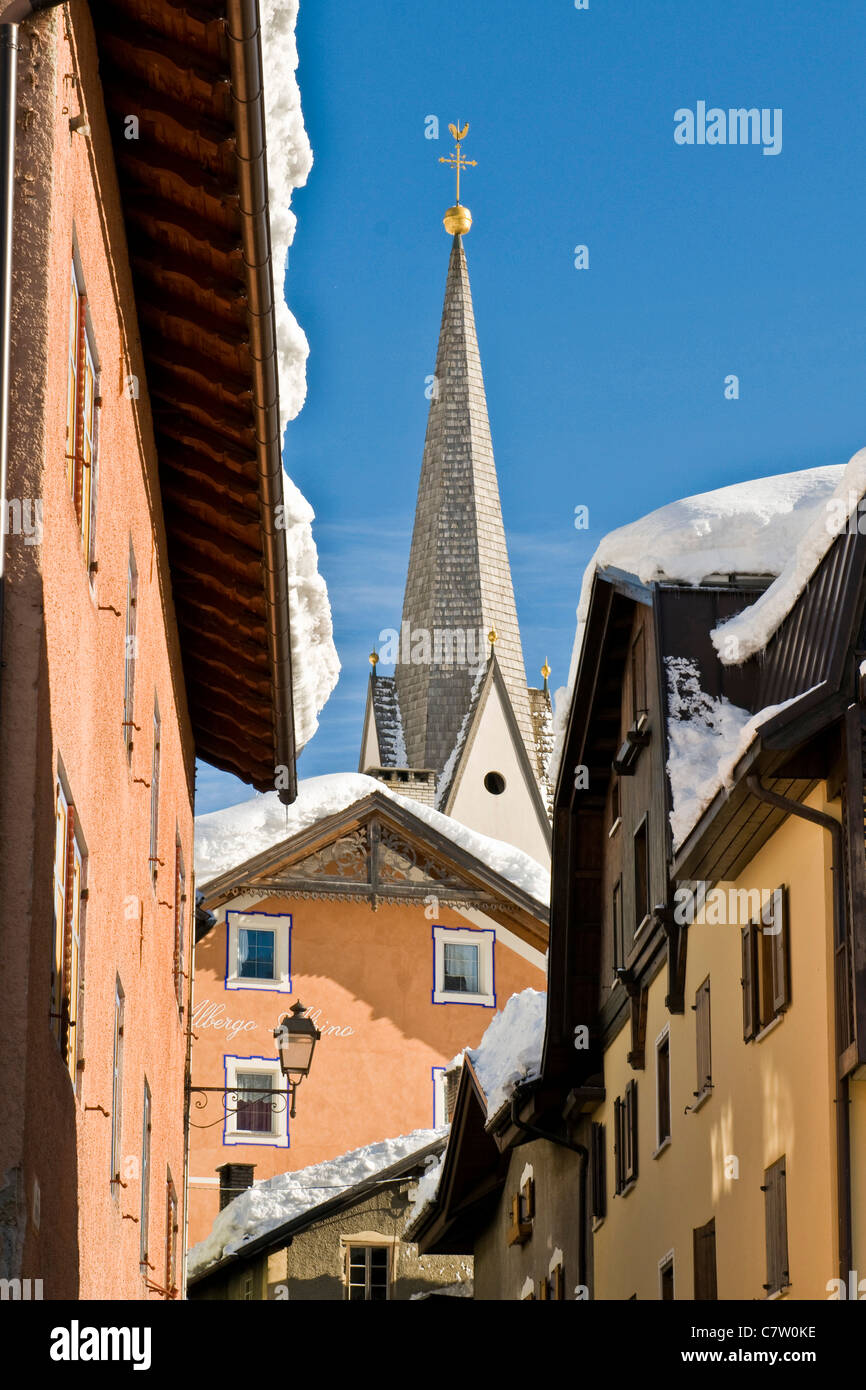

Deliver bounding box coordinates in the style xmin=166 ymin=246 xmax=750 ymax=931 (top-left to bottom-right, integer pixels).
xmin=484 ymin=772 xmax=506 ymax=795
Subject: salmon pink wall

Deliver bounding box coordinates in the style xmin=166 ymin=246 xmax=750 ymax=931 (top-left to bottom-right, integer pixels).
xmin=0 ymin=9 xmax=194 ymax=1300
xmin=188 ymin=894 xmax=545 ymax=1246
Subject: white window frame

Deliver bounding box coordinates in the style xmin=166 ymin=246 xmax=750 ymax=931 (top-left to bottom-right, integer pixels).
xmin=432 ymin=925 xmax=495 ymax=1007
xmin=432 ymin=1066 xmax=447 ymax=1128
xmin=226 ymin=910 xmax=292 ymax=993
xmin=223 ymin=1056 xmax=288 ymax=1148
xmin=658 ymin=1250 xmax=675 ymax=1300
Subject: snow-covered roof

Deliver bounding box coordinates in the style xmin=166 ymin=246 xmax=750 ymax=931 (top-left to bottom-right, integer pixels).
xmin=261 ymin=0 xmax=339 ymax=750
xmin=406 ymin=989 xmax=547 ymax=1230
xmin=188 ymin=1128 xmax=445 ymax=1279
xmin=551 ymin=457 xmax=862 ymax=801
xmin=194 ymin=772 xmax=551 ymax=906
xmin=469 ymin=987 xmax=546 ymax=1122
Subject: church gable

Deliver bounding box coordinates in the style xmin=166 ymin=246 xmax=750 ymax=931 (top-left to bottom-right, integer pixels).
xmin=441 ymin=661 xmax=552 ymax=868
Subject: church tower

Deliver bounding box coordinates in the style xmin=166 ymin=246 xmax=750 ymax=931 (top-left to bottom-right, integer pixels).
xmin=360 ymin=127 xmax=552 ymax=867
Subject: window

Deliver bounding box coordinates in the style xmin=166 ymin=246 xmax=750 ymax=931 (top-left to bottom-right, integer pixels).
xmin=614 ymin=1080 xmax=638 ymax=1194
xmin=149 ymin=701 xmax=161 ymax=885
xmin=694 ymin=977 xmax=712 ymax=1101
xmin=173 ymin=836 xmax=186 ymax=1010
xmin=235 ymin=1072 xmax=275 ymax=1134
xmin=238 ymin=929 xmax=275 ymax=981
xmin=507 ymin=1165 xmax=534 ymax=1246
xmin=242 ymin=1270 xmax=255 ymax=1301
xmin=763 ymin=1156 xmax=789 ymax=1296
xmin=50 ymin=778 xmax=85 ymax=1080
xmin=346 ymin=1245 xmax=390 ymax=1301
xmin=443 ymin=941 xmax=478 ymax=993
xmin=66 ymin=258 xmax=99 ymax=571
xmin=612 ymin=877 xmax=624 ymax=974
xmin=631 ymin=628 xmax=647 ymax=724
xmin=693 ymin=1217 xmax=717 ymax=1300
xmin=432 ymin=925 xmax=495 ymax=1007
xmin=659 ymin=1253 xmax=675 ymax=1301
xmin=656 ymin=1029 xmax=671 ymax=1148
xmin=226 ymin=911 xmax=292 ymax=992
xmin=110 ymin=978 xmax=125 ymax=1191
xmin=633 ymin=817 xmax=650 ymax=932
xmin=223 ymin=1056 xmax=288 ymax=1148
xmin=140 ymin=1080 xmax=152 ymax=1268
xmin=165 ymin=1172 xmax=179 ymax=1298
xmin=549 ymin=1255 xmax=565 ymax=1301
xmin=484 ymin=771 xmax=506 ymax=795
xmin=591 ymin=1122 xmax=606 ymax=1221
xmin=742 ymin=888 xmax=789 ymax=1041
xmin=122 ymin=546 xmax=137 ymax=758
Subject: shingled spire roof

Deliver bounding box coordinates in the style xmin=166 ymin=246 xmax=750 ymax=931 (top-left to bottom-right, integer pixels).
xmin=394 ymin=234 xmax=537 ymax=779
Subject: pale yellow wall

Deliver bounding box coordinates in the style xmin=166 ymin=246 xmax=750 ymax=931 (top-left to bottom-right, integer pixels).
xmin=594 ymin=785 xmax=839 ymax=1300
xmin=448 ymin=678 xmax=551 ymax=867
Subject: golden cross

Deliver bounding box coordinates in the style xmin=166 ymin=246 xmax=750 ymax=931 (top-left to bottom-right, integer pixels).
xmin=439 ymin=121 xmax=477 ymax=204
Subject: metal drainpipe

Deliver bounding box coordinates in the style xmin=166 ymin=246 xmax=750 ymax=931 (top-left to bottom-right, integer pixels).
xmin=509 ymin=1092 xmax=589 ymax=1289
xmin=746 ymin=774 xmax=852 ymax=1284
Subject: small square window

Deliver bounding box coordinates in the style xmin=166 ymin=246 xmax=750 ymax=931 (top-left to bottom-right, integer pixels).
xmin=432 ymin=926 xmax=495 ymax=1007
xmin=226 ymin=911 xmax=291 ymax=993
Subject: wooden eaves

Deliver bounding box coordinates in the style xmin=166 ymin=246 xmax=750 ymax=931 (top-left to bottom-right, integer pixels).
xmin=90 ymin=0 xmax=297 ymax=799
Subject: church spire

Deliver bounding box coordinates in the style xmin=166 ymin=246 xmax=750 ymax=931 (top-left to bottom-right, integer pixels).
xmin=393 ymin=208 xmax=537 ymax=780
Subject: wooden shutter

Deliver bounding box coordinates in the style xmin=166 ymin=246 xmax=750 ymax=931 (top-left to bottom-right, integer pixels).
xmin=741 ymin=925 xmax=757 ymax=1041
xmin=60 ymin=805 xmax=77 ymax=1063
xmin=769 ymin=888 xmax=790 ymax=1015
xmin=763 ymin=1157 xmax=789 ymax=1294
xmin=591 ymin=1122 xmax=607 ymax=1219
xmin=695 ymin=977 xmax=712 ymax=1095
xmin=657 ymin=1036 xmax=671 ymax=1142
xmin=693 ymin=1218 xmax=717 ymax=1299
xmin=626 ymin=1079 xmax=638 ymax=1183
xmin=613 ymin=1096 xmax=623 ymax=1193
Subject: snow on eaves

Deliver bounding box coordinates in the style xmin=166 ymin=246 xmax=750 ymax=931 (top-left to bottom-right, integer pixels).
xmin=194 ymin=772 xmax=551 ymax=905
xmin=436 ymin=665 xmax=485 ymax=809
xmin=665 ymin=657 xmax=818 ymax=849
xmin=261 ymin=1 xmax=339 ymax=749
xmin=469 ymin=988 xmax=546 ymax=1122
xmin=188 ymin=1127 xmax=445 ymax=1279
xmin=406 ymin=989 xmax=547 ymax=1230
xmin=550 ymin=464 xmax=845 ymax=785
xmin=711 ymin=448 xmax=866 ymax=665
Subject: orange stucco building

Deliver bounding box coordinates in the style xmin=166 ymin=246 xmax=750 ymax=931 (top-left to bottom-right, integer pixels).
xmin=188 ymin=785 xmax=548 ymax=1247
xmin=0 ymin=2 xmax=305 ymax=1299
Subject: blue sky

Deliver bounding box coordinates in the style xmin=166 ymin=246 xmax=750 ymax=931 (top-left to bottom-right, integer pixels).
xmin=195 ymin=0 xmax=866 ymax=815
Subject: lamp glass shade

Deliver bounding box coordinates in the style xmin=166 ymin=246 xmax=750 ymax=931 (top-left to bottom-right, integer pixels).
xmin=278 ymin=1030 xmax=316 ymax=1076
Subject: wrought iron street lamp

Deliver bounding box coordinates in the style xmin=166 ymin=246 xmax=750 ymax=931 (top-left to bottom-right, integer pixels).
xmin=274 ymin=1001 xmax=321 ymax=1116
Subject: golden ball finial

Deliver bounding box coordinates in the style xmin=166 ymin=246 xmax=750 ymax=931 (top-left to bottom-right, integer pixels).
xmin=369 ymin=650 xmax=379 ymax=669
xmin=444 ymin=204 xmax=472 ymax=236
xmin=541 ymin=659 xmax=551 ymax=680
xmin=488 ymin=626 xmax=498 ymax=647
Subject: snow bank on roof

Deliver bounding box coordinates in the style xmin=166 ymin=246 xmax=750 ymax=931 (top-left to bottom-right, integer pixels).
xmin=665 ymin=656 xmax=816 ymax=849
xmin=261 ymin=1 xmax=339 ymax=749
xmin=195 ymin=772 xmax=551 ymax=905
xmin=406 ymin=989 xmax=547 ymax=1230
xmin=711 ymin=449 xmax=866 ymax=664
xmin=189 ymin=1128 xmax=444 ymax=1278
xmin=550 ymin=465 xmax=844 ymax=786
xmin=469 ymin=988 xmax=546 ymax=1122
